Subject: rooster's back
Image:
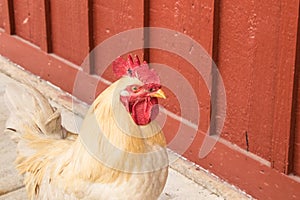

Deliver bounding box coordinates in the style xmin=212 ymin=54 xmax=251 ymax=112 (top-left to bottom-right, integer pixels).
xmin=4 ymin=83 xmax=76 ymax=199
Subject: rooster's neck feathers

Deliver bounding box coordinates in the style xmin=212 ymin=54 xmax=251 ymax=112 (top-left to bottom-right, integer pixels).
xmin=80 ymin=77 xmax=166 ymax=152
xmin=78 ymin=76 xmax=167 ymax=175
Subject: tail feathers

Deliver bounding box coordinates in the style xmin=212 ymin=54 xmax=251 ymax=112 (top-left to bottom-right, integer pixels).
xmin=4 ymin=82 xmax=64 ymax=139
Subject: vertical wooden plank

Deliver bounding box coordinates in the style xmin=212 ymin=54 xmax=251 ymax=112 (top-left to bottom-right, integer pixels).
xmin=0 ymin=0 xmax=4 ymax=29
xmin=293 ymin=101 xmax=300 ymax=174
xmin=92 ymin=0 xmax=144 ymax=48
xmin=244 ymin=0 xmax=283 ymax=161
xmin=293 ymin=1 xmax=300 ymax=175
xmin=40 ymin=0 xmax=52 ymax=52
xmin=270 ymin=0 xmax=300 ymax=173
xmin=148 ymin=0 xmax=213 ymax=137
xmin=13 ymin=0 xmax=30 ymax=39
xmin=149 ymin=0 xmax=214 ymax=55
xmin=84 ymin=0 xmax=94 ymax=74
xmin=50 ymin=0 xmax=90 ymax=66
xmin=92 ymin=0 xmax=144 ymax=80
xmin=2 ymin=0 xmax=15 ymax=34
xmin=211 ymin=0 xmax=219 ymax=63
xmin=72 ymin=0 xmax=94 ymax=74
xmin=143 ymin=0 xmax=150 ymax=62
xmin=217 ymin=0 xmax=255 ymax=154
xmin=217 ymin=0 xmax=298 ymax=164
xmin=292 ymin=6 xmax=300 ymax=174
xmin=13 ymin=0 xmax=43 ymax=47
xmin=209 ymin=0 xmax=220 ymax=136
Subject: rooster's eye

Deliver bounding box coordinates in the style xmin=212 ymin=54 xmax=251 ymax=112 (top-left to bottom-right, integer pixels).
xmin=132 ymin=86 xmax=138 ymax=92
xmin=149 ymin=88 xmax=155 ymax=92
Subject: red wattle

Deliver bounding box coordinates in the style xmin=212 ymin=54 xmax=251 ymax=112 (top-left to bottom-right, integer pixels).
xmin=131 ymin=97 xmax=158 ymax=125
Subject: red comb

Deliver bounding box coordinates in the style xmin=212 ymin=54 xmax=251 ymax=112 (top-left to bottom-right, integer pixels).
xmin=112 ymin=55 xmax=160 ymax=84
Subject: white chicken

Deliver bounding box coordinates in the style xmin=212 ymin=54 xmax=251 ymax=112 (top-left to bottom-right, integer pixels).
xmin=4 ymin=55 xmax=168 ymax=200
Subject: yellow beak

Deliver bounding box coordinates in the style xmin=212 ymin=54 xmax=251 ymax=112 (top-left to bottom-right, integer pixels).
xmin=150 ymin=89 xmax=166 ymax=99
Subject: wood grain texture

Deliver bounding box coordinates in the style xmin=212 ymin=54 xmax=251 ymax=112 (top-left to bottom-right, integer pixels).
xmin=293 ymin=50 xmax=300 ymax=175
xmin=269 ymin=0 xmax=300 ymax=173
xmin=92 ymin=0 xmax=144 ymax=79
xmin=148 ymin=0 xmax=214 ymax=134
xmin=0 ymin=0 xmax=3 ymax=29
xmin=0 ymin=0 xmax=300 ymax=199
xmin=39 ymin=0 xmax=51 ymax=52
xmin=293 ymin=1 xmax=300 ymax=175
xmin=13 ymin=0 xmax=42 ymax=46
xmin=216 ymin=0 xmax=299 ymax=168
xmin=92 ymin=0 xmax=144 ymax=48
xmin=50 ymin=0 xmax=90 ymax=66
xmin=2 ymin=0 xmax=15 ymax=34
xmin=0 ymin=32 xmax=78 ymax=96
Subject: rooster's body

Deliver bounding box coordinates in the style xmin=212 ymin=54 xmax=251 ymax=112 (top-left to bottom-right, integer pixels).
xmin=4 ymin=56 xmax=168 ymax=200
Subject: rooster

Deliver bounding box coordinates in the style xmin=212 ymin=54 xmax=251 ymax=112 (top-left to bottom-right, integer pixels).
xmin=4 ymin=55 xmax=168 ymax=200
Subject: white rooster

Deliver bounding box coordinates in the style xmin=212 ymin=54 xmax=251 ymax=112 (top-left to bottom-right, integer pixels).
xmin=4 ymin=55 xmax=168 ymax=200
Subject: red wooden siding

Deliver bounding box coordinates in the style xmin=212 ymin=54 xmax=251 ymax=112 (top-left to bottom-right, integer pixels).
xmin=0 ymin=1 xmax=3 ymax=29
xmin=218 ymin=0 xmax=299 ymax=173
xmin=1 ymin=0 xmax=14 ymax=34
xmin=92 ymin=0 xmax=145 ymax=77
xmin=50 ymin=0 xmax=90 ymax=65
xmin=13 ymin=0 xmax=41 ymax=47
xmin=148 ymin=0 xmax=213 ymax=135
xmin=293 ymin=13 xmax=300 ymax=176
xmin=294 ymin=58 xmax=300 ymax=175
xmin=1 ymin=1 xmax=300 ymax=199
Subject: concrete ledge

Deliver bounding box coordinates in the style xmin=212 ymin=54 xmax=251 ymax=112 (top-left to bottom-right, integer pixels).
xmin=0 ymin=187 xmax=27 ymax=200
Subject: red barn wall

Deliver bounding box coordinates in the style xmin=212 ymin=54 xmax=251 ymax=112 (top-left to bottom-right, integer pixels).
xmin=0 ymin=0 xmax=300 ymax=199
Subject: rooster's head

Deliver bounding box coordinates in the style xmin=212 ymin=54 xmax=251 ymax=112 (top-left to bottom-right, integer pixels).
xmin=113 ymin=55 xmax=166 ymax=126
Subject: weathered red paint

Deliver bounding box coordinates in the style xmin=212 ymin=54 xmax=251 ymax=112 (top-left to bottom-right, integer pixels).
xmin=0 ymin=32 xmax=75 ymax=92
xmin=2 ymin=0 xmax=14 ymax=34
xmin=294 ymin=69 xmax=300 ymax=175
xmin=40 ymin=0 xmax=51 ymax=53
xmin=186 ymin=130 xmax=300 ymax=200
xmin=13 ymin=0 xmax=43 ymax=47
xmin=0 ymin=1 xmax=3 ymax=29
xmin=269 ymin=0 xmax=300 ymax=173
xmin=92 ymin=0 xmax=144 ymax=78
xmin=1 ymin=0 xmax=300 ymax=199
xmin=148 ymin=0 xmax=214 ymax=134
xmin=293 ymin=10 xmax=300 ymax=175
xmin=294 ymin=79 xmax=300 ymax=175
xmin=50 ymin=0 xmax=90 ymax=66
xmin=217 ymin=0 xmax=299 ymax=172
xmin=168 ymin=114 xmax=300 ymax=200
xmin=218 ymin=0 xmax=275 ymax=161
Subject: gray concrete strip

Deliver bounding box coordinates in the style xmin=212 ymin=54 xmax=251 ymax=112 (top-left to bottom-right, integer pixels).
xmin=0 ymin=76 xmax=24 ymax=196
xmin=0 ymin=55 xmax=252 ymax=199
xmin=159 ymin=169 xmax=224 ymax=200
xmin=0 ymin=131 xmax=24 ymax=196
xmin=168 ymin=152 xmax=251 ymax=200
xmin=0 ymin=187 xmax=27 ymax=200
